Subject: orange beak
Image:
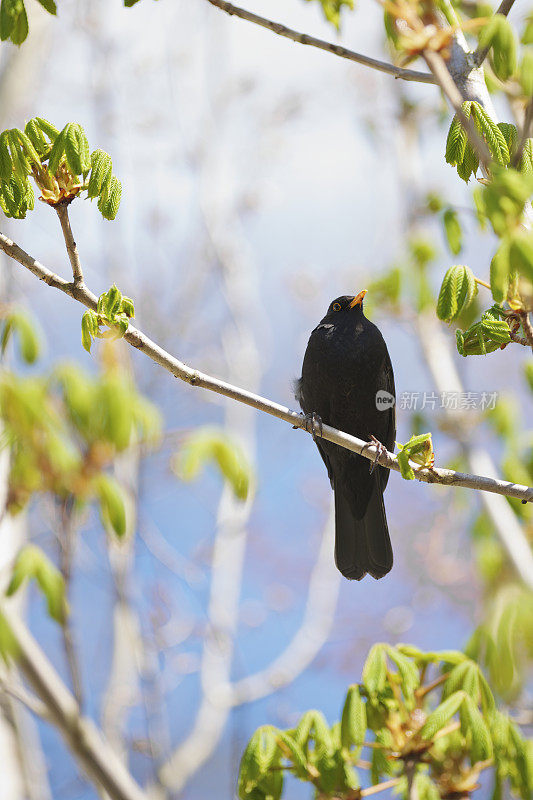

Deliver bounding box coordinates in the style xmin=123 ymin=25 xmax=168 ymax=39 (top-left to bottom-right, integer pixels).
xmin=349 ymin=289 xmax=367 ymax=308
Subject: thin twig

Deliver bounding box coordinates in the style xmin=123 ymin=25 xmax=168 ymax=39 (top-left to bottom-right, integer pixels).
xmin=0 ymin=676 xmax=51 ymax=721
xmin=415 ymin=672 xmax=447 ymax=700
xmin=474 ymin=277 xmax=491 ymax=290
xmin=519 ymin=310 xmax=533 ymax=353
xmin=432 ymin=720 xmax=461 ymax=741
xmin=58 ymin=498 xmax=84 ymax=709
xmin=203 ymin=0 xmax=436 ymax=83
xmin=473 ymin=0 xmax=518 ymax=66
xmin=361 ymin=778 xmax=402 ymax=797
xmin=1 ymin=231 xmax=533 ymax=504
xmin=508 ymin=330 xmax=529 ymax=347
xmin=54 ymin=203 xmax=84 ymax=286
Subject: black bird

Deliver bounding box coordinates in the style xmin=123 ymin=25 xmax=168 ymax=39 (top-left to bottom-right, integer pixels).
xmin=295 ymin=291 xmax=396 ymax=581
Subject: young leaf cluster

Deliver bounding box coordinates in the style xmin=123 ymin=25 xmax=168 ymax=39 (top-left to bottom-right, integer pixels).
xmin=238 ymin=645 xmax=532 ymax=800
xmin=0 ymin=356 xmax=160 ymax=541
xmin=0 ymin=0 xmax=56 ymax=46
xmin=0 ymin=0 xmax=146 ymax=45
xmin=444 ymin=102 xmax=526 ymax=184
xmin=174 ymin=425 xmax=252 ymax=501
xmin=455 ymin=305 xmax=511 ymax=356
xmin=396 ymin=433 xmax=435 ymax=480
xmin=0 ymin=306 xmax=42 ymax=363
xmin=6 ymin=544 xmax=67 ymax=623
xmin=81 ymin=284 xmax=135 ymax=353
xmin=0 ymin=118 xmax=121 ymax=220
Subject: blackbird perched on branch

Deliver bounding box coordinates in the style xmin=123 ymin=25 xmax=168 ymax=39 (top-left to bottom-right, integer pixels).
xmin=295 ymin=291 xmax=396 ymax=581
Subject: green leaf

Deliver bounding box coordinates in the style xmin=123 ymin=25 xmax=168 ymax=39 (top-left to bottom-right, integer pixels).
xmin=47 ymin=126 xmax=66 ymax=175
xmin=460 ymin=694 xmax=493 ymax=764
xmin=10 ymin=4 xmax=27 ymax=45
xmin=25 ymin=119 xmax=49 ymax=156
xmin=397 ymin=447 xmax=415 ymax=480
xmin=275 ymin=731 xmax=308 ymax=779
xmin=490 ymin=240 xmax=511 ymax=303
xmin=362 ymin=644 xmax=387 ymax=697
xmin=34 ymin=117 xmax=59 ymax=141
xmin=497 ymin=123 xmax=518 ymax=160
xmin=443 ymin=660 xmax=479 ymax=702
xmin=443 ymin=209 xmax=462 ymax=255
xmin=0 ymin=131 xmax=13 ymax=182
xmin=120 ymin=296 xmax=135 ymax=318
xmin=436 ymin=265 xmax=477 ymax=322
xmin=87 ymin=149 xmax=112 ymax=199
xmin=519 ymin=50 xmax=533 ymax=97
xmin=415 ymin=773 xmax=441 ymax=800
xmin=63 ymin=122 xmax=91 ymax=177
xmin=104 ymin=283 xmax=122 ymax=317
xmin=523 ymin=14 xmax=533 ymax=44
xmin=10 ymin=309 xmax=41 ymax=363
xmin=419 ymin=691 xmax=465 ymax=740
xmin=519 ymin=139 xmax=533 ymax=174
xmin=238 ymin=727 xmax=281 ymax=799
xmin=340 ymin=684 xmax=366 ymax=750
xmin=525 ymin=362 xmax=533 ymax=393
xmin=94 ymin=473 xmax=127 ymax=538
xmin=472 ymin=102 xmax=510 ymax=165
xmin=510 ymin=230 xmax=533 ymax=282
xmin=457 ymin=141 xmax=479 ymax=183
xmin=445 ymin=103 xmax=471 ymax=166
xmin=478 ymin=14 xmax=518 ymax=81
xmin=0 ymin=612 xmax=19 ymax=663
xmin=35 ymin=0 xmax=57 ymax=12
xmin=81 ymin=309 xmax=98 ymax=353
xmin=175 ymin=427 xmax=251 ymax=501
xmin=0 ymin=0 xmax=16 ymax=41
xmin=387 ymin=646 xmax=420 ymax=703
xmin=304 ymin=0 xmax=354 ymax=30
xmin=6 ymin=544 xmax=67 ymax=623
xmin=98 ymin=174 xmax=122 ymax=220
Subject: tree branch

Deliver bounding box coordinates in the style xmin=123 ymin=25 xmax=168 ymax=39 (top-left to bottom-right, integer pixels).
xmin=0 ymin=606 xmax=148 ymax=800
xmin=473 ymin=0 xmax=518 ymax=66
xmin=226 ymin=500 xmax=339 ymax=707
xmin=58 ymin=499 xmax=84 ymax=709
xmin=54 ymin=203 xmax=84 ymax=286
xmin=203 ymin=0 xmax=436 ymax=84
xmin=519 ymin=310 xmax=533 ymax=353
xmin=1 ymin=230 xmax=533 ymax=505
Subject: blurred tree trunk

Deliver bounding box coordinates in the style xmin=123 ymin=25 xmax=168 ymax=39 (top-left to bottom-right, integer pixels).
xmin=0 ymin=6 xmax=53 ymax=799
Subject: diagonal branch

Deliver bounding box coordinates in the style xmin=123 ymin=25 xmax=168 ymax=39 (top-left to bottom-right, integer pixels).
xmin=0 ymin=605 xmax=148 ymax=800
xmin=1 ymin=230 xmax=533 ymax=505
xmin=203 ymin=0 xmax=436 ymax=83
xmin=473 ymin=0 xmax=518 ymax=66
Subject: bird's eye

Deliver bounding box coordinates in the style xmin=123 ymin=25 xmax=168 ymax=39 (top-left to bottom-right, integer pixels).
xmin=332 ymin=302 xmax=341 ymax=312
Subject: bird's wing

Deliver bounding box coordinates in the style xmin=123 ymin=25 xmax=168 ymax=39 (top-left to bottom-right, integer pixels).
xmin=380 ymin=351 xmax=396 ymax=492
xmin=295 ymin=375 xmax=335 ymax=488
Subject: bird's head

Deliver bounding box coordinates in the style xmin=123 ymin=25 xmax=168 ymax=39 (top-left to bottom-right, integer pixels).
xmin=326 ymin=290 xmax=367 ymax=318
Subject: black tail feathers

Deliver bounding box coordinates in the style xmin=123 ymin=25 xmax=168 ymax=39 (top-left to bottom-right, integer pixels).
xmin=333 ymin=480 xmax=393 ymax=581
